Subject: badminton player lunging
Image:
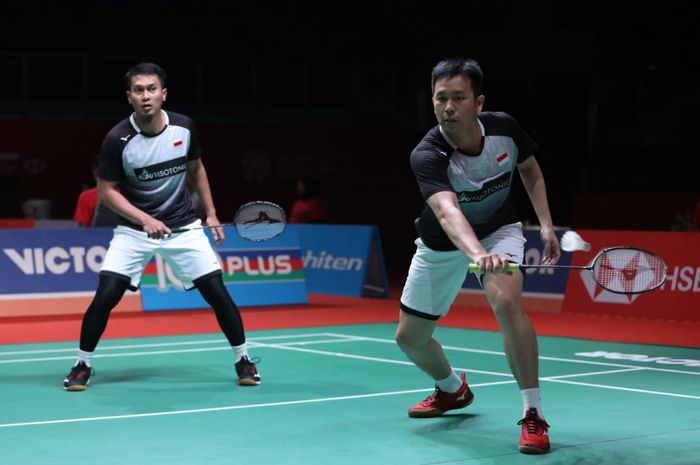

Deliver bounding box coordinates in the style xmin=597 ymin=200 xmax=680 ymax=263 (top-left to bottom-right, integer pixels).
xmin=63 ymin=62 xmax=261 ymax=391
xmin=397 ymin=58 xmax=560 ymax=454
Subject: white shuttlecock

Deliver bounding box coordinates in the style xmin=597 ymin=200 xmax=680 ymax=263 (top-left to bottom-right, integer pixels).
xmin=561 ymin=230 xmax=591 ymax=252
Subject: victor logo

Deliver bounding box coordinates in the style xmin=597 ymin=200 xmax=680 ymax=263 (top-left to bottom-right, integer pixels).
xmin=3 ymin=246 xmax=106 ymax=275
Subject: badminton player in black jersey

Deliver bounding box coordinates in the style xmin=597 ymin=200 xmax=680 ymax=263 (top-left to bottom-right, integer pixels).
xmin=63 ymin=62 xmax=260 ymax=391
xmin=396 ymin=58 xmax=560 ymax=454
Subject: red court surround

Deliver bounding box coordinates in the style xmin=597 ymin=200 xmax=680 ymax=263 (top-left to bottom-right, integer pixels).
xmin=1 ymin=293 xmax=698 ymax=348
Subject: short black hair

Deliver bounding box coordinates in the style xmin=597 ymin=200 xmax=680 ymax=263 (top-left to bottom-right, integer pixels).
xmin=431 ymin=58 xmax=483 ymax=97
xmin=124 ymin=62 xmax=167 ymax=90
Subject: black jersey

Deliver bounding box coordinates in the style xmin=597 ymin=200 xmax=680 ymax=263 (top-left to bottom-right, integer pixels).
xmin=410 ymin=111 xmax=538 ymax=251
xmin=97 ymin=111 xmax=201 ymax=230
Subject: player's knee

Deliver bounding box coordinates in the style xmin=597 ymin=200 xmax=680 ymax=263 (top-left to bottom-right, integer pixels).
xmin=395 ymin=327 xmax=412 ymax=350
xmin=395 ymin=328 xmax=425 ymax=353
xmin=491 ymin=297 xmax=523 ymax=321
xmin=92 ymin=288 xmax=122 ymax=310
xmin=91 ymin=275 xmax=128 ymax=310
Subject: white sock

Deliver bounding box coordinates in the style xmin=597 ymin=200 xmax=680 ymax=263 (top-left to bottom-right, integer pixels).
xmin=521 ymin=387 xmax=544 ymax=418
xmin=77 ymin=349 xmax=93 ymax=367
xmin=436 ymin=370 xmax=463 ymax=393
xmin=232 ymin=343 xmax=249 ymax=363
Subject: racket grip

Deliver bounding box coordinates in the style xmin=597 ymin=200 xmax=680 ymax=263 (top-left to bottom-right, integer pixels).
xmin=467 ymin=263 xmax=521 ymax=273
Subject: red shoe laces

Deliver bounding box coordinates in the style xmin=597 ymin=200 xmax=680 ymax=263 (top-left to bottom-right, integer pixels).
xmin=518 ymin=413 xmax=550 ymax=433
xmin=423 ymin=386 xmax=443 ymax=402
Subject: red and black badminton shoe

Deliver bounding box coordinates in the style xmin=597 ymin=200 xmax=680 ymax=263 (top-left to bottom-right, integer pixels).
xmin=517 ymin=408 xmax=550 ymax=454
xmin=63 ymin=361 xmax=94 ymax=391
xmin=235 ymin=356 xmax=261 ymax=386
xmin=407 ymin=372 xmax=474 ymax=418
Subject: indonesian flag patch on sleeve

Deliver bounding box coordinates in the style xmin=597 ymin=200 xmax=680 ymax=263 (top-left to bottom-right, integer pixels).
xmin=173 ymin=140 xmax=183 ymax=147
xmin=496 ymin=152 xmax=509 ymax=166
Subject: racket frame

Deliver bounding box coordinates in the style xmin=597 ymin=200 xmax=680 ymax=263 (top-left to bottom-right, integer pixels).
xmin=169 ymin=200 xmax=287 ymax=242
xmin=467 ymin=246 xmax=668 ymax=295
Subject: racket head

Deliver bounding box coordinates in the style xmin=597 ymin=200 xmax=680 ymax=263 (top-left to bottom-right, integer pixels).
xmin=233 ymin=201 xmax=287 ymax=242
xmin=590 ymin=246 xmax=667 ymax=294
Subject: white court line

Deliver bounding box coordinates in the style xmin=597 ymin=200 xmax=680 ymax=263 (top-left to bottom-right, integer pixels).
xmin=257 ymin=342 xmax=700 ymax=398
xmin=0 ymin=379 xmax=516 ymax=429
xmin=6 ymin=337 xmax=697 ymax=400
xmin=0 ymin=333 xmax=346 ymax=356
xmin=325 ymin=333 xmax=700 ymax=377
xmin=542 ymin=367 xmax=644 ymax=380
xmin=2 ymin=334 xmax=699 ymax=429
xmin=2 ymin=332 xmax=699 ymax=378
xmin=0 ymin=339 xmax=367 ymax=364
xmin=3 ymin=366 xmax=699 ymax=429
xmin=254 ymin=341 xmax=514 ymax=378
xmin=545 ymin=379 xmax=700 ymax=400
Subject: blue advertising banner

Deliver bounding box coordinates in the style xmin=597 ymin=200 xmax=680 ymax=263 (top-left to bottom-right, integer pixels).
xmin=0 ymin=226 xmax=307 ymax=314
xmin=294 ymin=224 xmax=389 ymax=297
xmin=0 ymin=228 xmax=112 ymax=294
xmin=0 ymin=223 xmax=388 ymax=316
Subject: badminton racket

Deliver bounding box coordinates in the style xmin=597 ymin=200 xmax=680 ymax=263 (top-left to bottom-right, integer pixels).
xmin=468 ymin=246 xmax=667 ymax=294
xmin=170 ymin=200 xmax=287 ymax=242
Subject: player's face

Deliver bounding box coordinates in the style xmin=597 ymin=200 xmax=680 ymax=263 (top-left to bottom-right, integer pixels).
xmin=432 ymin=75 xmax=483 ymax=129
xmin=127 ymin=74 xmax=167 ymax=117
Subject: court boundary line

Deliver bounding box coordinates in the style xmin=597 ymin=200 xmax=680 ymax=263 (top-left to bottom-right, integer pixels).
xmin=0 ymin=380 xmax=516 ymax=429
xmin=0 ymin=333 xmax=700 ymax=428
xmin=2 ymin=332 xmax=699 ymax=378
xmin=2 ymin=330 xmax=700 ymax=429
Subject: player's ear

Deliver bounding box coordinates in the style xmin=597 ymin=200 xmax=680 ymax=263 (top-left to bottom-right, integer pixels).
xmin=476 ymin=94 xmax=485 ymax=112
xmin=126 ymin=90 xmax=132 ymax=104
xmin=162 ymin=88 xmax=167 ymax=102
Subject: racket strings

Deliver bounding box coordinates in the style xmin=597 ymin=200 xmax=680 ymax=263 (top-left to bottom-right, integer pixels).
xmin=593 ymin=249 xmax=667 ymax=293
xmin=233 ymin=202 xmax=287 ymax=242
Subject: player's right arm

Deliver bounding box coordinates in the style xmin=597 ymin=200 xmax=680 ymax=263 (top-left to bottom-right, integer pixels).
xmin=97 ymin=178 xmax=171 ymax=238
xmin=412 ymin=141 xmax=507 ymax=272
xmin=426 ymin=191 xmax=508 ymax=272
xmin=97 ymin=128 xmax=171 ymax=239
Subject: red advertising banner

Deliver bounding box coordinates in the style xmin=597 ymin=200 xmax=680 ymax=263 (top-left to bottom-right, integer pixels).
xmin=562 ymin=230 xmax=700 ymax=321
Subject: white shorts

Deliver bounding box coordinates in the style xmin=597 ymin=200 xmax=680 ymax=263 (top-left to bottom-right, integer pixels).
xmin=400 ymin=222 xmax=526 ymax=320
xmin=100 ymin=220 xmax=221 ymax=291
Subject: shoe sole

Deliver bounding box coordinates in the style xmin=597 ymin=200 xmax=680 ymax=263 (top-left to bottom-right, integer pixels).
xmin=238 ymin=378 xmax=261 ymax=386
xmin=408 ymin=408 xmax=444 ymax=418
xmin=407 ymin=394 xmax=474 ymax=418
xmin=519 ymin=445 xmax=550 ymax=454
xmin=64 ymin=385 xmax=88 ymax=391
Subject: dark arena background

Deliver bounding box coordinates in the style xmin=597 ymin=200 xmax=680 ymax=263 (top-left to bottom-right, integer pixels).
xmin=0 ymin=3 xmax=699 ymax=465
xmin=1 ymin=2 xmax=698 ymax=271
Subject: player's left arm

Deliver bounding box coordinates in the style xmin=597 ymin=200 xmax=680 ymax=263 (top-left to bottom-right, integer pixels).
xmin=187 ymin=159 xmax=224 ymax=244
xmin=517 ymin=156 xmax=560 ymax=264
